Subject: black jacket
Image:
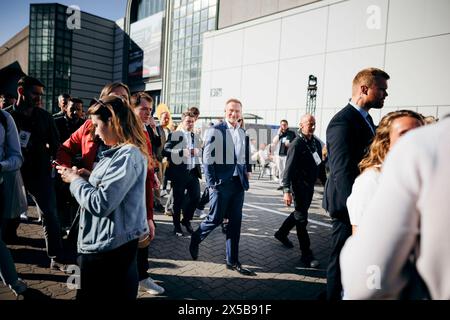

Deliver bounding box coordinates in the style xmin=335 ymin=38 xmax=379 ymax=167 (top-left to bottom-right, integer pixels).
xmin=163 ymin=130 xmax=202 ymax=181
xmin=6 ymin=105 xmax=60 ymax=183
xmin=322 ymin=104 xmax=375 ymax=222
xmin=282 ymin=133 xmax=325 ymax=193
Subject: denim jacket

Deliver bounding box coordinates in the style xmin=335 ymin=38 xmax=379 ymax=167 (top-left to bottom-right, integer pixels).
xmin=70 ymin=144 xmax=148 ymax=254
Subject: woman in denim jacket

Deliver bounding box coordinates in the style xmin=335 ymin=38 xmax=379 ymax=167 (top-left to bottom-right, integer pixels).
xmin=57 ymin=96 xmax=149 ymax=300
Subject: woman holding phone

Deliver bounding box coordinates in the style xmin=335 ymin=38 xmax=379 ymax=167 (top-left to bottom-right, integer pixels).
xmin=57 ymin=96 xmax=149 ymax=300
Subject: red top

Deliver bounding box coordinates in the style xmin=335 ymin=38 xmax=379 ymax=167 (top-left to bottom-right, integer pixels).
xmin=144 ymin=130 xmax=154 ymax=220
xmin=56 ymin=119 xmax=98 ymax=171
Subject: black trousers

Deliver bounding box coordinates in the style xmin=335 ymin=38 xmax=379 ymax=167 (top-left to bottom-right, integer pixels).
xmin=76 ymin=239 xmax=139 ymax=301
xmin=137 ymin=246 xmax=150 ymax=281
xmin=326 ymin=218 xmax=352 ymax=300
xmin=196 ymin=187 xmax=210 ymax=211
xmin=277 ymin=186 xmax=314 ymax=256
xmin=172 ymin=170 xmax=200 ymax=229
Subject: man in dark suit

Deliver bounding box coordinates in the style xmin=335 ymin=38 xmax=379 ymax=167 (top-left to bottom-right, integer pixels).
xmin=274 ymin=114 xmax=326 ymax=268
xmin=323 ymin=67 xmax=390 ymax=300
xmin=189 ymin=98 xmax=255 ymax=276
xmin=155 ymin=111 xmax=171 ymax=211
xmin=163 ymin=111 xmax=202 ymax=236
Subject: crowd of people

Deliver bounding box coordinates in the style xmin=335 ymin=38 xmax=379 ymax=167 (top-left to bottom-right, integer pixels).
xmin=0 ymin=66 xmax=447 ymax=300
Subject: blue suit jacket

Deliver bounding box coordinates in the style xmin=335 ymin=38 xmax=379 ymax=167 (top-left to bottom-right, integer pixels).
xmin=203 ymin=121 xmax=250 ymax=191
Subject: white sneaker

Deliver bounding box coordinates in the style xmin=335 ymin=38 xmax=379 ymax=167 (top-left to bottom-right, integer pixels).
xmin=9 ymin=279 xmax=27 ymax=296
xmin=200 ymin=212 xmax=208 ymax=219
xmin=139 ymin=277 xmax=165 ymax=295
xmin=20 ymin=212 xmax=28 ymax=221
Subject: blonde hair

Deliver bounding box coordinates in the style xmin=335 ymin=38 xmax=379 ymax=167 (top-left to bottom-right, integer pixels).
xmin=352 ymin=68 xmax=390 ymax=95
xmin=88 ymin=95 xmax=149 ymax=161
xmin=359 ymin=110 xmax=424 ymax=172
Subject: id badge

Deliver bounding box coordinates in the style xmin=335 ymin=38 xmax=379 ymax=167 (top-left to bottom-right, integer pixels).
xmin=19 ymin=130 xmax=31 ymax=148
xmin=312 ymin=152 xmax=322 ymax=166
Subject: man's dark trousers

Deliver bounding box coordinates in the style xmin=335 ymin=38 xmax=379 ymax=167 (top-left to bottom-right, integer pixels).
xmin=192 ymin=177 xmax=244 ymax=265
xmin=277 ymin=186 xmax=314 ymax=256
xmin=172 ymin=169 xmax=200 ymax=229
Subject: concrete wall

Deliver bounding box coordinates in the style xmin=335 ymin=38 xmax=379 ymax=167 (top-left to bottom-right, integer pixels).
xmin=201 ymin=0 xmax=450 ymax=140
xmin=218 ymin=0 xmax=320 ymax=29
xmin=0 ymin=27 xmax=29 ymax=73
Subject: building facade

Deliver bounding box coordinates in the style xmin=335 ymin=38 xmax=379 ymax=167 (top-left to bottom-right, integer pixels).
xmin=27 ymin=3 xmax=120 ymax=113
xmin=200 ymin=0 xmax=450 ymax=139
xmin=125 ymin=0 xmax=219 ymax=115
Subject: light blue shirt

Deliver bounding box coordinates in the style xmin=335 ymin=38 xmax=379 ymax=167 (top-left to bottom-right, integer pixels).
xmin=349 ymin=101 xmax=375 ymax=135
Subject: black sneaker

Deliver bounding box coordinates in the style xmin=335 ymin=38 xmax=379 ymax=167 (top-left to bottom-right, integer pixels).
xmin=274 ymin=231 xmax=294 ymax=248
xmin=300 ymin=255 xmax=320 ymax=268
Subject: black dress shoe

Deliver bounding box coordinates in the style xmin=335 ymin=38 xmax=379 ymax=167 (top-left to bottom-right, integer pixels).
xmin=221 ymin=222 xmax=228 ymax=234
xmin=189 ymin=239 xmax=199 ymax=260
xmin=274 ymin=231 xmax=294 ymax=248
xmin=226 ymin=262 xmax=256 ymax=276
xmin=182 ymin=220 xmax=194 ymax=234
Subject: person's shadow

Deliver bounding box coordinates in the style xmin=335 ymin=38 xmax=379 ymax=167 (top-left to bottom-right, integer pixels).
xmin=20 ymin=288 xmax=52 ymax=301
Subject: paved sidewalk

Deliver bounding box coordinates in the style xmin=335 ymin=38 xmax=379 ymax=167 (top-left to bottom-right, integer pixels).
xmin=0 ymin=176 xmax=332 ymax=300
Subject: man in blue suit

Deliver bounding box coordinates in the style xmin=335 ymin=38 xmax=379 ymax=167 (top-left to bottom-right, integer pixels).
xmin=189 ymin=98 xmax=255 ymax=276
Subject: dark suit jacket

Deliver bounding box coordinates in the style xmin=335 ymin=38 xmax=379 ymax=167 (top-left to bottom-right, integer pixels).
xmin=322 ymin=104 xmax=375 ymax=221
xmin=203 ymin=121 xmax=251 ymax=191
xmin=282 ymin=133 xmax=325 ymax=193
xmin=155 ymin=125 xmax=170 ymax=161
xmin=163 ymin=130 xmax=202 ymax=181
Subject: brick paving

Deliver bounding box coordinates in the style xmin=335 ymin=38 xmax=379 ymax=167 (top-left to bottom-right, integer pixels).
xmin=0 ymin=175 xmax=332 ymax=301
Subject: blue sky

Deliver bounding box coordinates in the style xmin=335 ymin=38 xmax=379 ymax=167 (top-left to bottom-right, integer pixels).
xmin=0 ymin=0 xmax=127 ymax=46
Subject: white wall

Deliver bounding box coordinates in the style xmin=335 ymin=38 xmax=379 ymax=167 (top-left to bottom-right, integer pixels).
xmin=200 ymin=0 xmax=450 ymax=140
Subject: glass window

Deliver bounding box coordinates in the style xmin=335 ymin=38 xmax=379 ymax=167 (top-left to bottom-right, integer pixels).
xmin=201 ymin=0 xmax=209 ymax=9
xmin=194 ymin=0 xmax=201 ymax=11
xmin=193 ymin=12 xmax=200 ymax=24
xmin=174 ymin=0 xmax=180 ymax=8
xmin=209 ymin=0 xmax=217 ymax=6
xmin=185 ymin=36 xmax=192 ymax=47
xmin=186 ymin=14 xmax=192 ymax=26
xmin=208 ymin=18 xmax=215 ymax=30
xmin=187 ymin=3 xmax=193 ymax=15
xmin=192 ymin=46 xmax=199 ymax=57
xmin=173 ymin=19 xmax=179 ymax=30
xmin=201 ymin=8 xmax=208 ymax=21
xmin=180 ymin=5 xmax=186 ymax=17
xmin=179 ymin=28 xmax=186 ymax=39
xmin=186 ymin=24 xmax=193 ymax=37
xmin=209 ymin=6 xmax=216 ymax=17
xmin=192 ymin=23 xmax=200 ymax=35
xmin=200 ymin=20 xmax=207 ymax=33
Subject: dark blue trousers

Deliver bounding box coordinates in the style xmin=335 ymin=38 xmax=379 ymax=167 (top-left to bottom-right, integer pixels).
xmin=194 ymin=177 xmax=244 ymax=265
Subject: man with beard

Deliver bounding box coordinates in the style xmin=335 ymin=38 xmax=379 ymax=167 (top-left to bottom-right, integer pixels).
xmin=322 ymin=68 xmax=389 ymax=300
